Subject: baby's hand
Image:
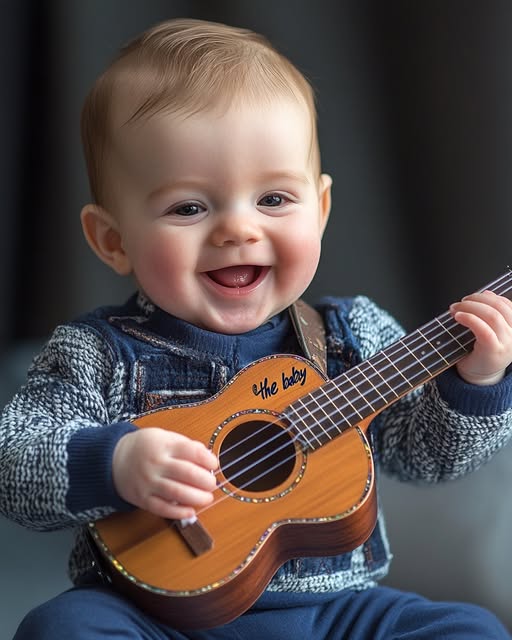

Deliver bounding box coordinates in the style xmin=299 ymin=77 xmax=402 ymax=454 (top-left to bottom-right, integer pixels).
xmin=112 ymin=428 xmax=218 ymax=520
xmin=450 ymin=290 xmax=512 ymax=385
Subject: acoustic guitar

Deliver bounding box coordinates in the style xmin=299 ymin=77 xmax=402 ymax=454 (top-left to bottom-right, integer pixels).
xmin=89 ymin=269 xmax=512 ymax=629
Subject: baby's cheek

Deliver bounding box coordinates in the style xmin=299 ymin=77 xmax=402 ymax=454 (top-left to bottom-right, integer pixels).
xmin=144 ymin=237 xmax=186 ymax=274
xmin=276 ymin=236 xmax=321 ymax=294
xmin=285 ymin=234 xmax=321 ymax=270
xmin=133 ymin=246 xmax=180 ymax=297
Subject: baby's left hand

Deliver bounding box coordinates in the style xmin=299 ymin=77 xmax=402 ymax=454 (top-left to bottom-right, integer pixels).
xmin=450 ymin=290 xmax=512 ymax=385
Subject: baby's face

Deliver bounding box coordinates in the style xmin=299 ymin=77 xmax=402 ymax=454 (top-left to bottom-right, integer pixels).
xmin=106 ymin=98 xmax=331 ymax=333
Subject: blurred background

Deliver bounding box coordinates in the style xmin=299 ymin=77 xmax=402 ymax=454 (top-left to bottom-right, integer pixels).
xmin=1 ymin=0 xmax=512 ymax=636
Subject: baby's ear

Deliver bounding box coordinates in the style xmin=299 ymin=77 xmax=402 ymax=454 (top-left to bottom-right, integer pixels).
xmin=318 ymin=173 xmax=332 ymax=234
xmin=80 ymin=204 xmax=132 ymax=275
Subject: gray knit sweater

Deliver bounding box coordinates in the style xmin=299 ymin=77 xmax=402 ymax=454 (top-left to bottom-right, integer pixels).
xmin=1 ymin=293 xmax=512 ymax=596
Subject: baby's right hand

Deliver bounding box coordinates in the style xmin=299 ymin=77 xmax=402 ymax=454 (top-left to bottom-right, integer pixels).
xmin=112 ymin=428 xmax=218 ymax=521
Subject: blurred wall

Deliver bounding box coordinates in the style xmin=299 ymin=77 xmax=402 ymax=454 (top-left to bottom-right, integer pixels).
xmin=1 ymin=1 xmax=512 ymax=637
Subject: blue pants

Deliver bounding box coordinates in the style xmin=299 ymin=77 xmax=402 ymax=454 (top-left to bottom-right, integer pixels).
xmin=14 ymin=584 xmax=511 ymax=639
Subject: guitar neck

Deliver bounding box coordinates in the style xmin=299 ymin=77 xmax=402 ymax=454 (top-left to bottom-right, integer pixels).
xmin=287 ymin=269 xmax=512 ymax=450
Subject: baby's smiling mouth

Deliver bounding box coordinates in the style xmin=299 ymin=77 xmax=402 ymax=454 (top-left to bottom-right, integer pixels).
xmin=206 ymin=265 xmax=265 ymax=288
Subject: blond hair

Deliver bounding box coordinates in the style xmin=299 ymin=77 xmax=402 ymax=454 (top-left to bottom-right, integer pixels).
xmin=81 ymin=18 xmax=320 ymax=206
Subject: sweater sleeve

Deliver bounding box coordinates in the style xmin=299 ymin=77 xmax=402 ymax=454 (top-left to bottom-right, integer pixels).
xmin=346 ymin=296 xmax=512 ymax=482
xmin=0 ymin=323 xmax=137 ymax=531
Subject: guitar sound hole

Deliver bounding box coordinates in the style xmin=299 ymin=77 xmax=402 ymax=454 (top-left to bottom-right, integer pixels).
xmin=219 ymin=420 xmax=296 ymax=492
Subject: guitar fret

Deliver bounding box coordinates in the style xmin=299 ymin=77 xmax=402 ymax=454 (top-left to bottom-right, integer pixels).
xmin=364 ymin=359 xmax=399 ymax=401
xmin=400 ymin=337 xmax=435 ymax=377
xmin=354 ymin=362 xmax=389 ymax=407
xmin=293 ymin=397 xmax=327 ymax=448
xmin=412 ymin=315 xmax=471 ymax=372
xmin=316 ymin=387 xmax=345 ymax=437
xmin=333 ymin=380 xmax=365 ymax=420
xmin=378 ymin=349 xmax=415 ymax=391
xmin=288 ymin=383 xmax=347 ymax=450
xmin=339 ymin=365 xmax=387 ymax=413
xmin=307 ymin=390 xmax=336 ymax=441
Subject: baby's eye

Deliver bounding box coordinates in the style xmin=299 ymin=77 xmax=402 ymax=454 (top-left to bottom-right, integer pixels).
xmin=171 ymin=202 xmax=206 ymax=217
xmin=258 ymin=194 xmax=286 ymax=207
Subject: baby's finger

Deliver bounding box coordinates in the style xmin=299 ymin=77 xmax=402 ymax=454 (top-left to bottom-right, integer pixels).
xmin=460 ymin=291 xmax=512 ymax=326
xmin=145 ymin=494 xmax=198 ymax=521
xmin=165 ymin=432 xmax=218 ymax=470
xmin=153 ymin=477 xmax=215 ymax=511
xmin=162 ymin=458 xmax=217 ymax=492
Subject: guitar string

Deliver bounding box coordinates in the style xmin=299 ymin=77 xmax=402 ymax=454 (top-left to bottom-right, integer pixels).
xmin=195 ymin=324 xmax=464 ymax=508
xmin=206 ymin=274 xmax=512 ymax=498
xmin=272 ymin=273 xmax=512 ymax=444
xmin=290 ymin=272 xmax=512 ymax=441
xmin=214 ymin=271 xmax=512 ymax=466
xmin=198 ymin=328 xmax=475 ymax=514
xmin=206 ymin=285 xmax=512 ymax=504
xmin=213 ymin=307 xmax=462 ymax=465
xmin=196 ymin=274 xmax=512 ymax=514
xmin=212 ymin=304 xmax=472 ymax=480
xmin=287 ymin=309 xmax=467 ymax=445
xmin=198 ymin=284 xmax=512 ymax=516
xmin=283 ymin=273 xmax=512 ymax=448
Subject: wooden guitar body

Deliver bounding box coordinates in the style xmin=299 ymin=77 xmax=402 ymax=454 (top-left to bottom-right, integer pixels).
xmin=89 ymin=269 xmax=512 ymax=629
xmin=90 ymin=355 xmax=377 ymax=629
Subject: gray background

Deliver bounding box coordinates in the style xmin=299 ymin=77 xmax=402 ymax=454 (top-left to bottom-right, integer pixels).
xmin=1 ymin=1 xmax=512 ymax=637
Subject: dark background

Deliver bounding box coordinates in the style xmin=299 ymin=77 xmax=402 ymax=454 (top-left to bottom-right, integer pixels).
xmin=1 ymin=1 xmax=512 ymax=637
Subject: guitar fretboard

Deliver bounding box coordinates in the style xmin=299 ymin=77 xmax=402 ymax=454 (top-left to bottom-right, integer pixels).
xmin=286 ymin=269 xmax=512 ymax=450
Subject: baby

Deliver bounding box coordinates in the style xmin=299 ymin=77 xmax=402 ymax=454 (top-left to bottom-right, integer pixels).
xmin=3 ymin=17 xmax=512 ymax=639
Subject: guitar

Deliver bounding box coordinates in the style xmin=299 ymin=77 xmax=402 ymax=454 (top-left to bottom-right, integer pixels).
xmin=89 ymin=269 xmax=512 ymax=630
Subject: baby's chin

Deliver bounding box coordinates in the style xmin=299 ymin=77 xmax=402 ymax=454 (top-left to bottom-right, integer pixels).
xmin=194 ymin=306 xmax=284 ymax=335
xmin=198 ymin=316 xmax=266 ymax=335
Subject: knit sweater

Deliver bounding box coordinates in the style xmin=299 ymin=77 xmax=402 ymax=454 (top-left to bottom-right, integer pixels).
xmin=1 ymin=293 xmax=512 ymax=597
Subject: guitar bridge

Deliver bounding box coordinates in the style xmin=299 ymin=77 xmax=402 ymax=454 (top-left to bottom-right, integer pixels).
xmin=171 ymin=517 xmax=214 ymax=556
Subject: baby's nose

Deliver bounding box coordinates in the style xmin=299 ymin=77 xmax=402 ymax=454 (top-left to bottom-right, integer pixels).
xmin=209 ymin=211 xmax=263 ymax=247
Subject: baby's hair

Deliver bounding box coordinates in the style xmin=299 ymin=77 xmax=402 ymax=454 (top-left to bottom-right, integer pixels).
xmin=81 ymin=18 xmax=319 ymax=206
